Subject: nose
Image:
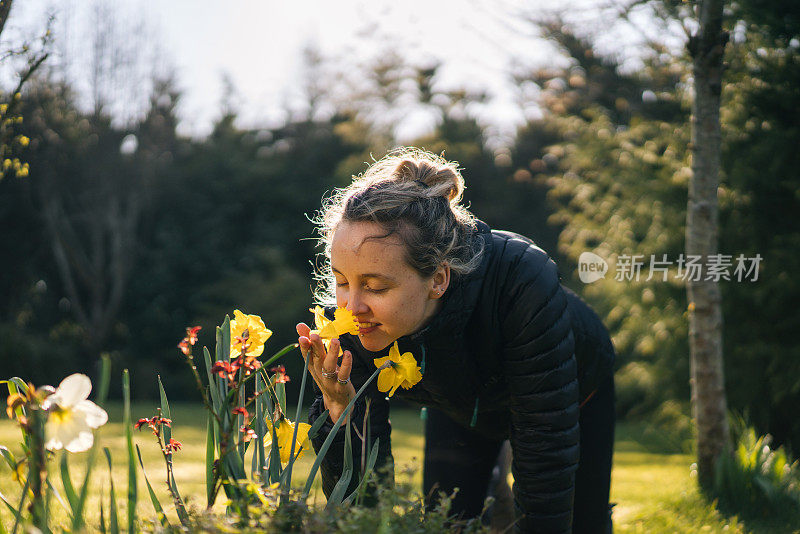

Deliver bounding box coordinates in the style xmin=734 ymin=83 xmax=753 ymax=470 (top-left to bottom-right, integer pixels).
xmin=345 ymin=289 xmax=369 ymax=316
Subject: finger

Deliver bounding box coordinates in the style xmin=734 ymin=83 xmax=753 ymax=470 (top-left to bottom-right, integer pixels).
xmin=308 ymin=333 xmax=327 ymax=371
xmin=324 ymin=338 xmax=340 ymax=375
xmin=298 ymin=336 xmax=312 ymax=363
xmin=296 ymin=322 xmax=311 ymax=337
xmin=338 ymin=350 xmax=352 ymax=381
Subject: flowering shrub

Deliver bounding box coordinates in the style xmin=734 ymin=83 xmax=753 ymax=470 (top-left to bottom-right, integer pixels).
xmin=1 ymin=307 xmax=453 ymax=532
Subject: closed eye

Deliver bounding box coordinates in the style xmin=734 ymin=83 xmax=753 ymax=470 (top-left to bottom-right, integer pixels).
xmin=364 ymin=286 xmax=388 ymax=294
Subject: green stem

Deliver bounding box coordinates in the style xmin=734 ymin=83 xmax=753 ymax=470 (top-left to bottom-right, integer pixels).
xmin=302 ymin=362 xmax=391 ymax=499
xmin=282 ymin=353 xmax=310 ymax=500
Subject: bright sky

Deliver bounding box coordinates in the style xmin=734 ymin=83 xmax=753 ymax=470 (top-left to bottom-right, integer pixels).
xmin=5 ymin=0 xmax=668 ymax=146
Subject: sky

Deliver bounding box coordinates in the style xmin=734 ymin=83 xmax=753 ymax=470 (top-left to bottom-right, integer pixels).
xmin=4 ymin=0 xmax=671 ymax=146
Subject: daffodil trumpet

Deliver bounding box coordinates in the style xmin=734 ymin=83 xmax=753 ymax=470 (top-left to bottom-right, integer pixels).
xmin=230 ymin=310 xmax=273 ymax=358
xmin=309 ymin=306 xmax=360 ymax=358
xmin=309 ymin=306 xmax=360 ymax=340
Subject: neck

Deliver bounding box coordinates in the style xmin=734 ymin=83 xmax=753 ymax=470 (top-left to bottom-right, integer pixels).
xmin=416 ymin=297 xmax=444 ymax=333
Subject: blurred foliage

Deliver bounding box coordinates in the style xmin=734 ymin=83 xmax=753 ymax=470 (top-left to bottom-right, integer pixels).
xmin=517 ymin=21 xmax=693 ymax=420
xmin=713 ymin=414 xmax=800 ymax=524
xmin=517 ymin=11 xmax=800 ymax=453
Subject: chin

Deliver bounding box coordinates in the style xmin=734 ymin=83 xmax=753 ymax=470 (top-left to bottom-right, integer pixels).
xmin=358 ymin=333 xmax=392 ymax=353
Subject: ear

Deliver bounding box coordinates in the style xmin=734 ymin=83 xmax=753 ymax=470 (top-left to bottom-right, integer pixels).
xmin=429 ymin=262 xmax=451 ymax=299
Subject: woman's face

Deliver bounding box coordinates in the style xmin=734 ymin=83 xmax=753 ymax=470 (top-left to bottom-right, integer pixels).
xmin=330 ymin=220 xmax=447 ymax=352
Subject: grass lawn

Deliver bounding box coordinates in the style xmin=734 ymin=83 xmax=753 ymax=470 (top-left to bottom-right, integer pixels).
xmin=1 ymin=403 xmax=798 ymax=532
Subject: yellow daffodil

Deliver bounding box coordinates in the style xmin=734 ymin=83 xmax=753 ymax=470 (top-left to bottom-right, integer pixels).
xmin=266 ymin=416 xmax=312 ymax=463
xmin=230 ymin=309 xmax=272 ymax=357
xmin=374 ymin=342 xmax=422 ymax=397
xmin=310 ymin=305 xmax=359 ymax=340
xmin=43 ymin=374 xmax=108 ymax=453
xmin=309 ymin=305 xmax=359 ymax=357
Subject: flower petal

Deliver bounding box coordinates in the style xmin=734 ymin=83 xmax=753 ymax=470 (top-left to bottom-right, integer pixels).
xmin=53 ymin=374 xmax=92 ymax=408
xmin=76 ymin=400 xmax=108 ymax=428
xmin=47 ymin=410 xmax=93 ymax=452
xmin=44 ymin=420 xmax=64 ymax=451
xmin=64 ymin=429 xmax=95 ymax=453
xmin=310 ymin=306 xmax=328 ymax=331
xmin=333 ymin=307 xmax=359 ymax=336
xmin=377 ymin=367 xmax=395 ymax=393
xmin=373 ymin=356 xmax=391 ymax=368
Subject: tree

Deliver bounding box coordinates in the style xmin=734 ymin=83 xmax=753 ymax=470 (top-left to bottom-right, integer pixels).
xmin=686 ymin=0 xmax=730 ymax=488
xmin=0 ymin=0 xmax=49 ymax=180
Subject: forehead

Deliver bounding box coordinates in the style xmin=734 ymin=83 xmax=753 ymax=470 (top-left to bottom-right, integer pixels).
xmin=330 ymin=221 xmax=408 ymax=274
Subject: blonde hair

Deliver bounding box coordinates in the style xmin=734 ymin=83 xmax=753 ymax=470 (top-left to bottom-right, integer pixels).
xmin=313 ymin=147 xmax=484 ymax=304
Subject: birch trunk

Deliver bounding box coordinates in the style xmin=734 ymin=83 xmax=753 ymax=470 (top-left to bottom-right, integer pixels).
xmin=687 ymin=0 xmax=730 ymax=489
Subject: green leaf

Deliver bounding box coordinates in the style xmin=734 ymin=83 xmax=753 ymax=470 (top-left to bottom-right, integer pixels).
xmin=266 ymin=398 xmax=281 ymax=484
xmin=221 ymin=314 xmax=231 ymax=363
xmin=283 ymin=354 xmax=310 ymax=493
xmin=206 ymin=411 xmax=217 ymax=507
xmin=0 ymin=503 xmax=8 ymax=534
xmin=326 ymin=419 xmax=353 ymax=509
xmin=307 ymin=409 xmax=330 ymax=441
xmin=261 ymin=343 xmax=298 ymax=369
xmin=215 ymin=321 xmax=229 ymax=419
xmin=253 ymin=372 xmax=267 ymax=482
xmin=7 ymin=378 xmax=28 ymax=395
xmin=343 ymin=438 xmax=380 ymax=506
xmin=122 ymin=370 xmax=137 ymax=533
xmin=0 ymin=447 xmax=16 ymax=470
xmin=96 ymin=354 xmax=112 ymax=406
xmin=0 ymin=488 xmax=22 ymax=525
xmin=104 ymin=448 xmax=120 ymax=534
xmin=11 ymin=468 xmax=30 ymax=534
xmin=157 ymin=374 xmax=189 ymax=523
xmin=158 ymin=375 xmax=172 ymax=445
xmin=302 ymin=364 xmax=386 ymax=499
xmin=237 ymin=375 xmax=246 ymax=461
xmin=59 ymin=452 xmax=79 ymax=514
xmin=203 ymin=347 xmax=221 ymax=413
xmin=135 ymin=445 xmax=169 ymax=528
xmin=99 ymin=495 xmax=106 ymax=534
xmin=71 ymin=441 xmax=100 ymax=530
xmin=45 ymin=477 xmax=68 ymax=514
xmin=276 ymin=381 xmax=287 ymax=415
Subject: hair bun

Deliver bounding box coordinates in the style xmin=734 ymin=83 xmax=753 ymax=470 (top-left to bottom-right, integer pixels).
xmin=392 ymin=150 xmax=464 ymax=204
xmin=352 ymin=147 xmax=464 ymax=205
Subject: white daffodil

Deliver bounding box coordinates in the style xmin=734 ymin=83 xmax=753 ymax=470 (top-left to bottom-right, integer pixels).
xmin=44 ymin=374 xmax=108 ymax=453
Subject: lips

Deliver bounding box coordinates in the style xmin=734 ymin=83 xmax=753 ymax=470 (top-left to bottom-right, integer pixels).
xmin=358 ymin=321 xmax=380 ymax=334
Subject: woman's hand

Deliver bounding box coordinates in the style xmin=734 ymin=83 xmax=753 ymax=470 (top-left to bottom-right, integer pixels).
xmin=296 ymin=322 xmax=357 ymax=424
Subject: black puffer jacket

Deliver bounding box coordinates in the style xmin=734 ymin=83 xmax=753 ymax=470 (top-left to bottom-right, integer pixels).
xmin=309 ymin=221 xmax=615 ymax=533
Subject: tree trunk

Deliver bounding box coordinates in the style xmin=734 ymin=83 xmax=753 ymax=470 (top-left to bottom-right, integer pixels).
xmin=687 ymin=0 xmax=730 ymax=490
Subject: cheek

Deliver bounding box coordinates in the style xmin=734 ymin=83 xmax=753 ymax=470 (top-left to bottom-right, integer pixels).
xmin=334 ymin=287 xmax=347 ymax=307
xmin=389 ymin=289 xmax=428 ymax=326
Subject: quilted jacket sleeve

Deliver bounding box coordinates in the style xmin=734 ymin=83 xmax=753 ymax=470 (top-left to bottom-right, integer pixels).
xmin=499 ymin=243 xmax=579 ymax=533
xmin=307 ymin=334 xmax=394 ymax=501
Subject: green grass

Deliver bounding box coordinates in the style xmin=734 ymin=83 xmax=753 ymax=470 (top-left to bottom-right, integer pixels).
xmin=1 ymin=405 xmax=798 ymax=532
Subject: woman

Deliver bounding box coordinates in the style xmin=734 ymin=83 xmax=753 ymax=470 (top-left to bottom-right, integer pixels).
xmin=296 ymin=148 xmax=615 ymax=533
